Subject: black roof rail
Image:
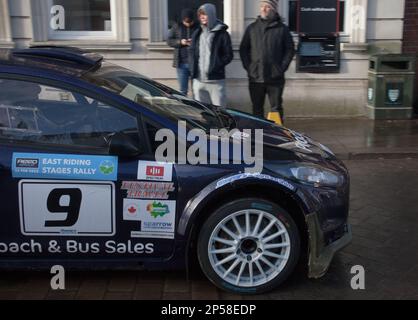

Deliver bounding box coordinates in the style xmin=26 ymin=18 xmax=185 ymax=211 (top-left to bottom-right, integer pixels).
xmin=12 ymin=46 xmax=103 ymax=68
xmin=29 ymin=45 xmax=88 ymax=53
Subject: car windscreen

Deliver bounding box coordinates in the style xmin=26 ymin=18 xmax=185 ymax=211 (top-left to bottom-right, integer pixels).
xmin=84 ymin=62 xmax=224 ymax=132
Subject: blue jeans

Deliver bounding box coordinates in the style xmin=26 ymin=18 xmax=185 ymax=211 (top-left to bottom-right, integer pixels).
xmin=176 ymin=63 xmax=191 ymax=95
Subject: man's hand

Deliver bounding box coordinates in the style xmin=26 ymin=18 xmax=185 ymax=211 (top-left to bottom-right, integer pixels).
xmin=181 ymin=39 xmax=192 ymax=46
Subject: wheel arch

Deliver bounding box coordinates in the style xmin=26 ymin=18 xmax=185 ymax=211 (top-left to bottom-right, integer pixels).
xmin=182 ymin=180 xmax=310 ymax=274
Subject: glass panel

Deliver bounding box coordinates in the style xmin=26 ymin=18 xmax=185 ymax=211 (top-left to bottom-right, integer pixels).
xmin=288 ymin=0 xmax=345 ymax=33
xmin=339 ymin=0 xmax=345 ymax=33
xmin=288 ymin=0 xmax=298 ymax=32
xmin=51 ymin=0 xmax=112 ymax=32
xmin=85 ymin=63 xmax=225 ymax=132
xmin=0 ymin=79 xmax=140 ymax=150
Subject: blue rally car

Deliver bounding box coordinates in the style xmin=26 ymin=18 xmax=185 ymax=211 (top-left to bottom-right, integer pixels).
xmin=0 ymin=47 xmax=351 ymax=294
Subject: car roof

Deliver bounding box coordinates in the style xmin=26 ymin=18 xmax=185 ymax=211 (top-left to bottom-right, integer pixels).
xmin=0 ymin=46 xmax=104 ymax=77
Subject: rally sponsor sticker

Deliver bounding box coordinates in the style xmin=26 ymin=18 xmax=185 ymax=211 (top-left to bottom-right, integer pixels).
xmin=121 ymin=181 xmax=175 ymax=200
xmin=123 ymin=199 xmax=140 ymax=221
xmin=137 ymin=161 xmax=173 ymax=182
xmin=0 ymin=240 xmax=155 ymax=255
xmin=12 ymin=153 xmax=118 ymax=181
xmin=216 ymin=173 xmax=296 ymax=191
xmin=123 ymin=199 xmax=176 ymax=239
xmin=131 ymin=231 xmax=174 ymax=240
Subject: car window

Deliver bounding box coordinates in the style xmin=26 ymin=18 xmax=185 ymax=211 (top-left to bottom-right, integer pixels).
xmin=144 ymin=118 xmax=164 ymax=154
xmin=0 ymin=79 xmax=140 ymax=150
xmin=84 ymin=63 xmax=224 ymax=132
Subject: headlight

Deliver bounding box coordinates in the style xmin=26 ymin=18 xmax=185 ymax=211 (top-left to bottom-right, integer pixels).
xmin=266 ymin=163 xmax=343 ymax=187
xmin=290 ymin=166 xmax=341 ymax=186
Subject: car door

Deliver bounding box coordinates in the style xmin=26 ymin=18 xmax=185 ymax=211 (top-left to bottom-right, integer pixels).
xmin=0 ymin=76 xmax=177 ymax=265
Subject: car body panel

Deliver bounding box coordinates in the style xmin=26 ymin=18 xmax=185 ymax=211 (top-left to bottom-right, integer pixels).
xmin=0 ymin=49 xmax=351 ymax=281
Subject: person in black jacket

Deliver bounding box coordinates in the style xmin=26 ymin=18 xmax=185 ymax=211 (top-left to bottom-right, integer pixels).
xmin=240 ymin=0 xmax=295 ymax=119
xmin=189 ymin=3 xmax=233 ymax=107
xmin=167 ymin=9 xmax=199 ymax=95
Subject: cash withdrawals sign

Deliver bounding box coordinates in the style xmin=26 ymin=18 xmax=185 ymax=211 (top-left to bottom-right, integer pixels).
xmin=298 ymin=0 xmax=340 ymax=34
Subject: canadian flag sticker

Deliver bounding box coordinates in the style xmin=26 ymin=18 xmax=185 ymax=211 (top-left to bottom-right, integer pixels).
xmin=128 ymin=206 xmax=137 ymax=215
xmin=137 ymin=161 xmax=173 ymax=182
xmin=123 ymin=200 xmax=140 ymax=221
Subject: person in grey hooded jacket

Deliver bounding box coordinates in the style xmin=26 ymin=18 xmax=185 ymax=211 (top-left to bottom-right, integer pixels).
xmin=189 ymin=3 xmax=233 ymax=107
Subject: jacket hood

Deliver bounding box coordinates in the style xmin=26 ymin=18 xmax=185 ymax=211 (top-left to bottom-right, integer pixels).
xmin=211 ymin=20 xmax=229 ymax=32
xmin=199 ymin=3 xmax=219 ymax=30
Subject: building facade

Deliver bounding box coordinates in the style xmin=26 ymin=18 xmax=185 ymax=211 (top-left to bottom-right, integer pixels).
xmin=403 ymin=0 xmax=418 ymax=112
xmin=0 ymin=0 xmax=413 ymax=117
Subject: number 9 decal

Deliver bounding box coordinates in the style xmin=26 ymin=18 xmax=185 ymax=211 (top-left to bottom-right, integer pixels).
xmin=19 ymin=180 xmax=115 ymax=236
xmin=45 ymin=188 xmax=82 ymax=227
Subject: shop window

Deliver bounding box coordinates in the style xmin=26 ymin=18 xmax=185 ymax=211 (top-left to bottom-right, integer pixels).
xmin=48 ymin=0 xmax=114 ymax=40
xmin=30 ymin=0 xmax=130 ymax=49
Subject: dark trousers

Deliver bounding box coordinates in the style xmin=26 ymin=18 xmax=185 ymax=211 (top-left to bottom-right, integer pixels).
xmin=176 ymin=63 xmax=191 ymax=95
xmin=249 ymin=80 xmax=285 ymax=118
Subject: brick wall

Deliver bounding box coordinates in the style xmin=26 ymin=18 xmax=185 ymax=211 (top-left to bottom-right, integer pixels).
xmin=403 ymin=0 xmax=418 ymax=111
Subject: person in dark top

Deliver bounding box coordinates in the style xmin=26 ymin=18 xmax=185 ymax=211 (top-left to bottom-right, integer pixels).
xmin=189 ymin=3 xmax=233 ymax=107
xmin=167 ymin=9 xmax=199 ymax=96
xmin=240 ymin=0 xmax=295 ymax=120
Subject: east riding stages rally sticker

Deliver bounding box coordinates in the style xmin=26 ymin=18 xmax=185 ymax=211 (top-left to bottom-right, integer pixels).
xmin=12 ymin=153 xmax=118 ymax=181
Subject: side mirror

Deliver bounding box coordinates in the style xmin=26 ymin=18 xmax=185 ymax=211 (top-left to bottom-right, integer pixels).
xmin=108 ymin=132 xmax=142 ymax=158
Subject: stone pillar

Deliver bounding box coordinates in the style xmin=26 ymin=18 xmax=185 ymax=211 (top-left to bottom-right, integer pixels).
xmin=149 ymin=0 xmax=168 ymax=42
xmin=344 ymin=0 xmax=368 ymax=51
xmin=224 ymin=0 xmax=245 ymax=46
xmin=0 ymin=0 xmax=13 ymax=48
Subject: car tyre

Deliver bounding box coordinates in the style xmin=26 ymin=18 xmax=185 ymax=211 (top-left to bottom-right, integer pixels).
xmin=197 ymin=198 xmax=301 ymax=294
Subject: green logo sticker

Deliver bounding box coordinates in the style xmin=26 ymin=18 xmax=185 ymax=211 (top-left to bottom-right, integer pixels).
xmin=100 ymin=160 xmax=115 ymax=175
xmin=147 ymin=201 xmax=170 ymax=218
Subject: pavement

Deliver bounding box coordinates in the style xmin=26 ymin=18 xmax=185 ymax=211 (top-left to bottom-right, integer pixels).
xmin=286 ymin=118 xmax=418 ymax=160
xmin=0 ymin=118 xmax=418 ymax=300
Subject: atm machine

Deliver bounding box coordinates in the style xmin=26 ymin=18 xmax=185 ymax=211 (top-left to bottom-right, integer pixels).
xmin=296 ymin=0 xmax=341 ymax=73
